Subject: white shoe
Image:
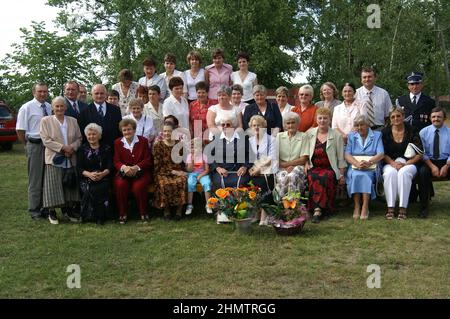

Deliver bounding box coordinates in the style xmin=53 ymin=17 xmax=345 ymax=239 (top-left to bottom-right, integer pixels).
xmin=48 ymin=212 xmax=59 ymax=225
xmin=259 ymin=219 xmax=269 ymax=226
xmin=216 ymin=212 xmax=231 ymax=224
xmin=206 ymin=205 xmax=213 ymax=214
xmin=185 ymin=204 xmax=193 ymax=215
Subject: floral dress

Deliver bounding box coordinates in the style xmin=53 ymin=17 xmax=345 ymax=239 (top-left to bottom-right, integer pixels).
xmin=152 ymin=141 xmax=187 ymax=208
xmin=307 ymin=139 xmax=336 ymax=213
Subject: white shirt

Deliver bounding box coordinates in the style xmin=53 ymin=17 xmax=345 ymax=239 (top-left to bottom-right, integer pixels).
xmin=94 ymin=102 xmax=107 ymax=117
xmin=138 ymin=74 xmax=168 ymax=102
xmin=162 ymin=95 xmax=190 ymax=130
xmin=57 ymin=116 xmax=69 ymax=145
xmin=16 ymin=98 xmax=52 ymax=139
xmin=355 ymin=85 xmax=391 ymax=126
xmin=230 ymin=71 xmax=257 ymax=101
xmin=249 ymin=133 xmax=278 ymax=173
xmin=159 ymin=70 xmax=187 ymax=99
xmin=121 ymin=134 xmax=139 ymax=153
xmin=184 ymin=68 xmax=206 ymax=100
xmin=332 ymin=100 xmax=365 ymax=135
xmin=410 ymin=92 xmax=422 ymax=103
xmin=209 ymin=104 xmax=240 ymax=127
xmin=143 ymin=102 xmax=164 ymax=133
xmin=122 ymin=114 xmax=155 ymax=141
xmin=279 ymin=103 xmax=293 ymax=118
xmin=220 ymin=130 xmax=240 ymax=144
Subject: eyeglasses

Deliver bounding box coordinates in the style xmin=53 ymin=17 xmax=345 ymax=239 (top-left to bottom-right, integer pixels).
xmin=299 ymin=93 xmax=310 ymax=96
xmin=221 ymin=123 xmax=232 ymax=128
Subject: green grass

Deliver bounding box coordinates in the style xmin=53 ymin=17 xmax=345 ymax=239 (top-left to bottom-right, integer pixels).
xmin=0 ymin=143 xmax=449 ymax=298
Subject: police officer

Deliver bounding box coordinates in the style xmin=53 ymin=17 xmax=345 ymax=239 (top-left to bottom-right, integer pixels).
xmin=396 ymin=72 xmax=435 ymax=134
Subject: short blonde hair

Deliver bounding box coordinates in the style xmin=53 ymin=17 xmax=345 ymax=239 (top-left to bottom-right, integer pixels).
xmin=119 ymin=118 xmax=137 ymax=131
xmin=316 ymin=107 xmax=331 ymax=118
xmin=248 ymin=115 xmax=267 ymax=128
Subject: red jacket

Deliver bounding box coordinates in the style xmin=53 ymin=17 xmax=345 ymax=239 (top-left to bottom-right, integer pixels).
xmin=113 ymin=136 xmax=152 ymax=172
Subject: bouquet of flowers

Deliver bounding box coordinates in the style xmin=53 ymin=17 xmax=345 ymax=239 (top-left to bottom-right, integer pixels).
xmin=207 ymin=183 xmax=262 ymax=220
xmin=262 ymin=191 xmax=308 ymax=233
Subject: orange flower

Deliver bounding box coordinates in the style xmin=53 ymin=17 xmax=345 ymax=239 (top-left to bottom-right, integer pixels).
xmin=249 ymin=191 xmax=257 ymax=200
xmin=215 ymin=188 xmax=229 ymax=199
xmin=207 ymin=197 xmax=218 ymax=208
xmin=282 ymin=199 xmax=297 ymax=209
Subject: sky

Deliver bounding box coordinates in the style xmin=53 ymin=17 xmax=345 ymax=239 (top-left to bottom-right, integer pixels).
xmin=1 ymin=0 xmax=307 ymax=83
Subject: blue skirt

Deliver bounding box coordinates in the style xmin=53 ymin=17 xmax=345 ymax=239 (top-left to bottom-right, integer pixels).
xmin=346 ymin=167 xmax=376 ymax=199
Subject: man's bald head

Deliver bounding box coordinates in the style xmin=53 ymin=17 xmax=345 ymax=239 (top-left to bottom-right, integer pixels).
xmin=92 ymin=84 xmax=107 ymax=104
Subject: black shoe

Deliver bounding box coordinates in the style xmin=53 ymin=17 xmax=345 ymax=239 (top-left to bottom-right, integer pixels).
xmin=311 ymin=215 xmax=320 ymax=223
xmin=119 ymin=216 xmax=127 ymax=224
xmin=96 ymin=219 xmax=105 ymax=225
xmin=163 ymin=215 xmax=171 ymax=221
xmin=48 ymin=211 xmax=59 ymax=225
xmin=418 ymin=209 xmax=428 ymax=219
xmin=64 ymin=211 xmax=81 ymax=223
xmin=173 ymin=215 xmax=182 ymax=221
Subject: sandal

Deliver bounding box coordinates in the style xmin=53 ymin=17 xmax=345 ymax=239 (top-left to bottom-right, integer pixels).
xmin=398 ymin=212 xmax=407 ymax=220
xmin=385 ymin=211 xmax=394 ymax=220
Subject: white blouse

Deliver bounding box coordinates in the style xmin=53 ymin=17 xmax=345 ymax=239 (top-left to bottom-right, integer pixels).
xmin=184 ymin=68 xmax=206 ymax=101
xmin=331 ymin=100 xmax=365 ymax=135
xmin=231 ymin=71 xmax=257 ymax=101
xmin=122 ymin=114 xmax=155 ymax=141
xmin=162 ymin=95 xmax=190 ymax=130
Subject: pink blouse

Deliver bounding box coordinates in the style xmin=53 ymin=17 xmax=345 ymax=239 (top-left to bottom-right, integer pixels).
xmin=205 ymin=63 xmax=232 ymax=100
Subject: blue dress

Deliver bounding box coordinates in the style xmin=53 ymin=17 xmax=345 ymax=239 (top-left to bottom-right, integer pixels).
xmin=345 ymin=129 xmax=384 ymax=199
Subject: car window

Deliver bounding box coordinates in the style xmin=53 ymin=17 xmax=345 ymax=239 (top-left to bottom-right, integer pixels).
xmin=0 ymin=106 xmax=12 ymax=119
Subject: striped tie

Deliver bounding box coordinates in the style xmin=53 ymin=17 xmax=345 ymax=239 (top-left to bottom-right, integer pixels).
xmin=366 ymin=91 xmax=375 ymax=127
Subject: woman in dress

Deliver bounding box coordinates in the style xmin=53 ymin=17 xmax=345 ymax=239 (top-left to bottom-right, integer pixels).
xmin=243 ymin=84 xmax=283 ymax=136
xmin=345 ymin=115 xmax=384 ymax=220
xmin=291 ymin=84 xmax=318 ymax=132
xmin=230 ymin=52 xmax=257 ymax=104
xmin=314 ymin=82 xmax=341 ymax=117
xmin=381 ymin=107 xmax=423 ymax=220
xmin=40 ymin=96 xmax=82 ymax=225
xmin=305 ymin=107 xmax=346 ymax=223
xmin=332 ymin=83 xmax=364 ymax=145
xmin=113 ymin=119 xmax=152 ymax=224
xmin=275 ymin=86 xmax=293 ymax=118
xmin=112 ymin=69 xmax=139 ymax=116
xmin=274 ymin=112 xmax=309 ymax=199
xmin=153 ymin=123 xmax=187 ymax=221
xmin=205 ymin=48 xmax=232 ymax=104
xmin=184 ymin=50 xmax=206 ymax=104
xmin=77 ymin=123 xmax=112 ymax=225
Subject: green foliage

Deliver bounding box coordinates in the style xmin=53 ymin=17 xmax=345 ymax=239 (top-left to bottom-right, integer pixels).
xmin=0 ymin=22 xmax=99 ymax=110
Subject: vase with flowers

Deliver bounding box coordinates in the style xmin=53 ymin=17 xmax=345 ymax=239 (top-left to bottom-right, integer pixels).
xmin=207 ymin=183 xmax=262 ymax=233
xmin=261 ymin=191 xmax=309 ymax=236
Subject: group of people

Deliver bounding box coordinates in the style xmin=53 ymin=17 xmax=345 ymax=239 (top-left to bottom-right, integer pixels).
xmin=15 ymin=48 xmax=450 ymax=226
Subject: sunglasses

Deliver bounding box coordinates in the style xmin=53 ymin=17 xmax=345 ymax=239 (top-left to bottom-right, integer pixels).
xmin=221 ymin=123 xmax=232 ymax=128
xmin=299 ymin=93 xmax=310 ymax=96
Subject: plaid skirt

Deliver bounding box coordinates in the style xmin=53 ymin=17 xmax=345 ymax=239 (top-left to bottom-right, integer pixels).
xmin=43 ymin=164 xmax=80 ymax=208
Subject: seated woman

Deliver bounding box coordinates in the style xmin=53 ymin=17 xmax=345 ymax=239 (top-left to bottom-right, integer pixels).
xmin=113 ymin=119 xmax=152 ymax=224
xmin=305 ymin=107 xmax=346 ymax=223
xmin=345 ymin=115 xmax=384 ymax=220
xmin=153 ymin=123 xmax=187 ymax=221
xmin=248 ymin=115 xmax=277 ymax=226
xmin=381 ymin=107 xmax=423 ymax=220
xmin=274 ymin=112 xmax=309 ymax=199
xmin=207 ymin=113 xmax=252 ymax=223
xmin=40 ymin=96 xmax=82 ymax=225
xmin=123 ymin=98 xmax=156 ymax=144
xmin=77 ymin=123 xmax=113 ymax=225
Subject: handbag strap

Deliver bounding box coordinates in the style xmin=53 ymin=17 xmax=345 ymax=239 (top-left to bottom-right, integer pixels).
xmin=220 ymin=173 xmax=242 ymax=188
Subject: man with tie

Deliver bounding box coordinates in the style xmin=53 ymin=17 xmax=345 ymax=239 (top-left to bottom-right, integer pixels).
xmin=396 ymin=72 xmax=435 ymax=134
xmin=78 ymin=84 xmax=123 ymax=150
xmin=355 ymin=67 xmax=392 ymax=131
xmin=64 ymin=80 xmax=88 ymax=119
xmin=418 ymin=107 xmax=450 ymax=218
xmin=16 ymin=83 xmax=52 ymax=220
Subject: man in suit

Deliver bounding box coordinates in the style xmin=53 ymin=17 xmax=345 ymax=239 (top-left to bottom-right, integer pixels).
xmin=64 ymin=80 xmax=88 ymax=119
xmin=417 ymin=107 xmax=450 ymax=218
xmin=396 ymin=72 xmax=435 ymax=134
xmin=78 ymin=84 xmax=122 ymax=150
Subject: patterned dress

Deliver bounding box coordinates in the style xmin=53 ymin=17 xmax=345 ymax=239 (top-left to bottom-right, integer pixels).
xmin=307 ymin=140 xmax=336 ymax=214
xmin=153 ymin=141 xmax=187 ymax=208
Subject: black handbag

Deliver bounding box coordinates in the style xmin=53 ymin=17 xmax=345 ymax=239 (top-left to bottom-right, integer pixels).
xmin=62 ymin=158 xmax=78 ymax=189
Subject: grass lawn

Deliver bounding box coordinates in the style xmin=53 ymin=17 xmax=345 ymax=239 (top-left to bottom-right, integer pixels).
xmin=0 ymin=143 xmax=449 ymax=298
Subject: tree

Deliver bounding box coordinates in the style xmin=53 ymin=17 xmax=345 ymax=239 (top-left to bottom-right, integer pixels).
xmin=0 ymin=22 xmax=99 ymax=110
